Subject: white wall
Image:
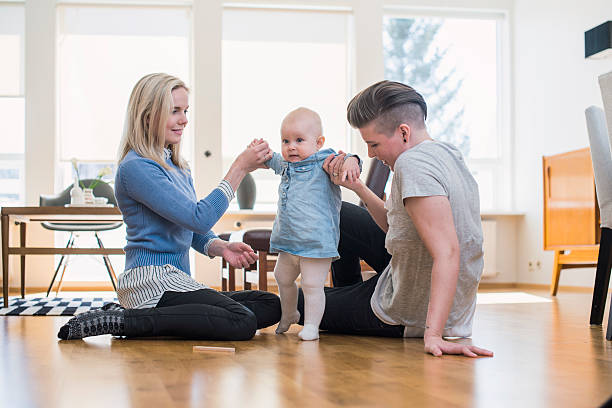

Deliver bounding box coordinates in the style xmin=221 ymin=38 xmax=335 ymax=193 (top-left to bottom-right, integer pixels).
xmin=513 ymin=0 xmax=612 ymax=287
xmin=12 ymin=0 xmax=612 ymax=290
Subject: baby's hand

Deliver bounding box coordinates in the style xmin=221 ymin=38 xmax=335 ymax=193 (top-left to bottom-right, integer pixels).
xmin=340 ymin=156 xmax=361 ymax=183
xmin=248 ymin=138 xmax=265 ymax=149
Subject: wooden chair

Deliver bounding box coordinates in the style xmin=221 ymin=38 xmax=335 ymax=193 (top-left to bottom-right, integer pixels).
xmin=595 ymin=70 xmax=612 ymax=340
xmin=359 ymin=158 xmax=390 ymax=273
xmin=219 ymin=233 xmax=236 ymax=291
xmin=218 ymin=230 xmax=276 ymax=291
xmin=360 ymin=158 xmax=390 ymax=207
xmin=542 ymin=148 xmax=599 ymax=296
xmin=242 ymin=229 xmax=277 ymax=291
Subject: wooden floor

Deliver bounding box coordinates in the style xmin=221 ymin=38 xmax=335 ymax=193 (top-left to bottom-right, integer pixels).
xmin=1 ymin=290 xmax=611 ymax=408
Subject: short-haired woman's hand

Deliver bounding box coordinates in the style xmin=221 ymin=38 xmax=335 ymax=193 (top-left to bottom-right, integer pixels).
xmin=424 ymin=334 xmax=494 ymax=358
xmin=221 ymin=242 xmax=258 ymax=269
xmin=323 ymin=152 xmax=364 ymax=191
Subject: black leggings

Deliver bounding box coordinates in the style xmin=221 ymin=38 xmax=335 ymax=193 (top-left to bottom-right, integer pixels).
xmin=123 ymin=289 xmax=281 ymax=340
xmin=297 ymin=274 xmax=404 ymax=338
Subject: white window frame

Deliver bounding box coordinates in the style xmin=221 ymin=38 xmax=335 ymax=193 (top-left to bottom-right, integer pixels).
xmin=0 ymin=1 xmax=26 ymax=206
xmin=383 ymin=5 xmax=513 ymax=210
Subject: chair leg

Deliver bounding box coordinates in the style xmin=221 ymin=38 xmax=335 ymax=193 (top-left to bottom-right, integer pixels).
xmin=258 ymin=251 xmax=268 ymax=291
xmin=244 ymin=272 xmax=252 ymax=291
xmin=95 ymin=232 xmax=117 ymax=291
xmin=19 ymin=222 xmax=26 ymax=298
xmin=550 ymin=250 xmax=562 ymax=296
xmin=590 ymin=228 xmax=612 ymax=325
xmin=228 ymin=265 xmax=236 ymax=291
xmin=55 ymin=254 xmax=71 ymax=297
xmin=606 ymin=294 xmax=612 ymax=340
xmin=47 ymin=233 xmax=74 ymax=297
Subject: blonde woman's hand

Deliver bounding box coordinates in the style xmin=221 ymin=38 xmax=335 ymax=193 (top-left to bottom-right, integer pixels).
xmin=221 ymin=242 xmax=258 ymax=269
xmin=236 ymin=140 xmax=272 ymax=172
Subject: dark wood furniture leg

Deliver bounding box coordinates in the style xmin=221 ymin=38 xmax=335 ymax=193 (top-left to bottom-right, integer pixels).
xmin=2 ymin=214 xmax=9 ymax=307
xmin=221 ymin=259 xmax=237 ymax=291
xmin=19 ymin=222 xmax=26 ymax=298
xmin=228 ymin=264 xmax=236 ymax=291
xmin=591 ymin=227 xmax=612 ymax=325
xmin=258 ymin=251 xmax=268 ymax=291
xmin=607 ymin=298 xmax=612 ymax=340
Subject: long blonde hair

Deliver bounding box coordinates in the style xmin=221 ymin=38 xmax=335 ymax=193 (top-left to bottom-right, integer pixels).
xmin=118 ymin=73 xmax=189 ymax=170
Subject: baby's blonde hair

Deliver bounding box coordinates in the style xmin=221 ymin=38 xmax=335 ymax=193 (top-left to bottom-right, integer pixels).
xmin=118 ymin=73 xmax=189 ymax=170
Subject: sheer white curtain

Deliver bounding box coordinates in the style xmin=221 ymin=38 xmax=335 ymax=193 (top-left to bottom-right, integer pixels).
xmin=222 ymin=7 xmax=353 ymax=207
xmin=56 ymin=5 xmax=192 ymax=283
xmin=57 ymin=5 xmax=192 ymax=163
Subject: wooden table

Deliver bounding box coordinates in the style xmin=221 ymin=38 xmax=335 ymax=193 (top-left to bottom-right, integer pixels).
xmin=1 ymin=206 xmax=124 ymax=307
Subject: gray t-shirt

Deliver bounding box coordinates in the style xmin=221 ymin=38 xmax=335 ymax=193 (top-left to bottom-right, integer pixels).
xmin=370 ymin=140 xmax=483 ymax=338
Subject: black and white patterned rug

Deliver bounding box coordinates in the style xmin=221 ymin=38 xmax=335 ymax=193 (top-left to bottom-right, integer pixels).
xmin=0 ymin=296 xmax=119 ymax=316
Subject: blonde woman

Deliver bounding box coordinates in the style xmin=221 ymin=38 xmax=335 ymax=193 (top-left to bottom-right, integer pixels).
xmin=58 ymin=73 xmax=280 ymax=340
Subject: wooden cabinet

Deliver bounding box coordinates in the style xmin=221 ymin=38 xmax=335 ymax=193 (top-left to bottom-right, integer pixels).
xmin=543 ymin=147 xmax=599 ymax=295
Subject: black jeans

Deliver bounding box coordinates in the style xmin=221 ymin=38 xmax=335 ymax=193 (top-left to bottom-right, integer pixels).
xmin=331 ymin=201 xmax=392 ymax=287
xmin=123 ymin=289 xmax=281 ymax=340
xmin=297 ymin=274 xmax=403 ymax=337
xmin=296 ymin=202 xmax=402 ymax=337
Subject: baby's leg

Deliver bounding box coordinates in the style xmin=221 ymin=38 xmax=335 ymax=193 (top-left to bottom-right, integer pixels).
xmin=274 ymin=252 xmax=301 ymax=334
xmin=299 ymin=257 xmax=332 ymax=341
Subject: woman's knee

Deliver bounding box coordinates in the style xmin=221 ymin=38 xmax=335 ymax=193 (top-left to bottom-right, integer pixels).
xmin=226 ymin=309 xmax=258 ymax=340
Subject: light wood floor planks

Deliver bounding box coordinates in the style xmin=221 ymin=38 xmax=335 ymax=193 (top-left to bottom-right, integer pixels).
xmin=1 ymin=290 xmax=611 ymax=408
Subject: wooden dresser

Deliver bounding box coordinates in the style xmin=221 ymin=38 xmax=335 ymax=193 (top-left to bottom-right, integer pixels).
xmin=543 ymin=147 xmax=599 ymax=295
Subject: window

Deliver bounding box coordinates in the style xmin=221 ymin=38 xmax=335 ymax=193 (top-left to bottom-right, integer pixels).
xmin=0 ymin=4 xmax=25 ymax=207
xmin=222 ymin=7 xmax=353 ymax=208
xmin=57 ymin=5 xmax=192 ymax=178
xmin=56 ymin=5 xmax=193 ymax=282
xmin=383 ymin=11 xmax=510 ymax=210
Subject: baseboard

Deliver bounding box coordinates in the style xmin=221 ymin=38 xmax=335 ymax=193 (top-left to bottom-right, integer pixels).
xmin=478 ymin=282 xmax=518 ymax=290
xmin=8 ymin=282 xmax=115 ymax=295
xmin=478 ymin=282 xmax=604 ymax=294
xmin=515 ymin=283 xmax=599 ymax=293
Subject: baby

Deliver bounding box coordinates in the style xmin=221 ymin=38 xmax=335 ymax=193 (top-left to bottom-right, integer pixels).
xmin=255 ymin=107 xmax=360 ymax=340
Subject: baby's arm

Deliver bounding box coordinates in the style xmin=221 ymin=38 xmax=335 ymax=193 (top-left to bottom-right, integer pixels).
xmin=323 ymin=151 xmax=361 ymax=183
xmin=340 ymin=155 xmax=361 ymax=183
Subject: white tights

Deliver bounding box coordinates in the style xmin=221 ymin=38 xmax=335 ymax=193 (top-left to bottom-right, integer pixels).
xmin=273 ymin=252 xmax=331 ymax=341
